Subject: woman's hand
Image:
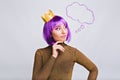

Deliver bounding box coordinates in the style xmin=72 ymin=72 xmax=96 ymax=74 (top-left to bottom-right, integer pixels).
xmin=52 ymin=41 xmax=65 ymax=58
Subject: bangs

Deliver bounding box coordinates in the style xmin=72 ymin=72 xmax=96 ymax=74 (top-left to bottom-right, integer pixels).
xmin=51 ymin=17 xmax=67 ymax=30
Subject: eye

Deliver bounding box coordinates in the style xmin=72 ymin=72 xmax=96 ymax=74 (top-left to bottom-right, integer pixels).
xmin=64 ymin=26 xmax=67 ymax=29
xmin=55 ymin=27 xmax=61 ymax=30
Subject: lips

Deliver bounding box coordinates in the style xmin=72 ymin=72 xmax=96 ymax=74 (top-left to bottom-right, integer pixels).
xmin=60 ymin=35 xmax=67 ymax=38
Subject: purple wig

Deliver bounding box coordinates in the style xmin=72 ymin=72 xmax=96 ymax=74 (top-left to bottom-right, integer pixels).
xmin=43 ymin=15 xmax=71 ymax=46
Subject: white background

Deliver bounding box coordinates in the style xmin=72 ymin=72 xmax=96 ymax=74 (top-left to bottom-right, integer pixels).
xmin=0 ymin=0 xmax=120 ymax=80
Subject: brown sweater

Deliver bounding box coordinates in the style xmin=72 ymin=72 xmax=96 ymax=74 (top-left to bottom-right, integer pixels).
xmin=32 ymin=43 xmax=97 ymax=80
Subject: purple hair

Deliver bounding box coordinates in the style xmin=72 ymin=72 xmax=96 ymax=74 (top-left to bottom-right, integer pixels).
xmin=43 ymin=15 xmax=71 ymax=46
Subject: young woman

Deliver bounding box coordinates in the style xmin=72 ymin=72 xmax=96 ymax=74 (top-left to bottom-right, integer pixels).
xmin=32 ymin=10 xmax=98 ymax=80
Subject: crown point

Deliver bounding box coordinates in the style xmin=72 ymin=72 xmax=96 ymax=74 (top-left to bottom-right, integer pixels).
xmin=41 ymin=9 xmax=55 ymax=23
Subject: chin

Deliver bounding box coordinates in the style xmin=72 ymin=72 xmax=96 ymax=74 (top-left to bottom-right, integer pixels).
xmin=55 ymin=38 xmax=66 ymax=42
xmin=60 ymin=40 xmax=66 ymax=42
xmin=56 ymin=40 xmax=65 ymax=42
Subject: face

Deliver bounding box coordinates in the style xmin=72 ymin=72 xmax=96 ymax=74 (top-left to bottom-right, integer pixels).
xmin=52 ymin=23 xmax=68 ymax=43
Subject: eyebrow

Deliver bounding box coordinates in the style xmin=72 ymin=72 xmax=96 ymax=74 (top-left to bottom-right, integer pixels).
xmin=55 ymin=23 xmax=65 ymax=27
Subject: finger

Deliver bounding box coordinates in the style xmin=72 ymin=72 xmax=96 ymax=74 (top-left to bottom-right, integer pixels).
xmin=57 ymin=45 xmax=65 ymax=52
xmin=53 ymin=44 xmax=65 ymax=52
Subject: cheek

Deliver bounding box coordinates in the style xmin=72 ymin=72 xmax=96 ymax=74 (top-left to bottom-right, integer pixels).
xmin=64 ymin=29 xmax=68 ymax=35
xmin=52 ymin=33 xmax=58 ymax=38
xmin=52 ymin=34 xmax=60 ymax=41
xmin=66 ymin=29 xmax=68 ymax=34
xmin=52 ymin=31 xmax=59 ymax=38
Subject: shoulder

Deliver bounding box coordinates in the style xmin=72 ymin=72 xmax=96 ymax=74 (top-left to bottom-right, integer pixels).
xmin=66 ymin=44 xmax=84 ymax=55
xmin=35 ymin=46 xmax=52 ymax=56
xmin=66 ymin=44 xmax=79 ymax=52
xmin=64 ymin=44 xmax=80 ymax=55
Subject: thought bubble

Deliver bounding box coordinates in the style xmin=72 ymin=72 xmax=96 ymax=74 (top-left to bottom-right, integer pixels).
xmin=66 ymin=2 xmax=95 ymax=33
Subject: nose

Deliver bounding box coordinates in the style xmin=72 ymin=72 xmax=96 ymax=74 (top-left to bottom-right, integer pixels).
xmin=61 ymin=28 xmax=66 ymax=34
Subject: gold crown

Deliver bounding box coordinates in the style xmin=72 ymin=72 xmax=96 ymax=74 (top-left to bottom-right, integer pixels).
xmin=41 ymin=9 xmax=55 ymax=22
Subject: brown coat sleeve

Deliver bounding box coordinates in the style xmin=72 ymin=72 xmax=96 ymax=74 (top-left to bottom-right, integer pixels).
xmin=32 ymin=49 xmax=56 ymax=80
xmin=74 ymin=48 xmax=98 ymax=80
